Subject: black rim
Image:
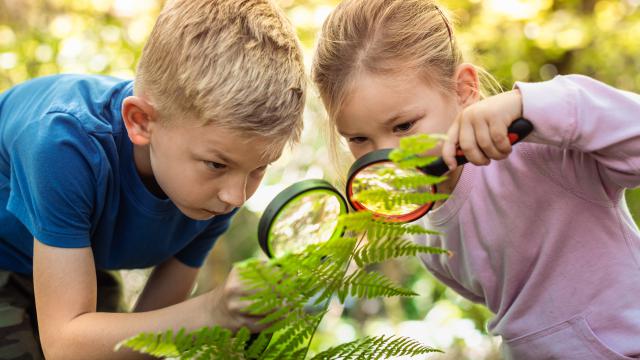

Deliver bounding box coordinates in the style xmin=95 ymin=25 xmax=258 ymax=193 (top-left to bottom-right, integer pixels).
xmin=257 ymin=179 xmax=347 ymax=258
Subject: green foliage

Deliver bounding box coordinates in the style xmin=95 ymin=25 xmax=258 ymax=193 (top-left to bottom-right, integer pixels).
xmin=337 ymin=269 xmax=418 ymax=301
xmin=354 ymin=238 xmax=450 ymax=267
xmin=118 ymin=134 xmax=448 ymax=359
xmin=353 ymin=189 xmax=449 ymax=211
xmin=310 ymin=335 xmax=442 ymax=360
xmin=116 ymin=327 xmax=251 ymax=359
xmin=389 ymin=134 xmax=447 ymax=169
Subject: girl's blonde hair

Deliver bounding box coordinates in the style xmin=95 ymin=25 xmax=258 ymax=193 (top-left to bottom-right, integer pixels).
xmin=311 ymin=0 xmax=500 ymax=172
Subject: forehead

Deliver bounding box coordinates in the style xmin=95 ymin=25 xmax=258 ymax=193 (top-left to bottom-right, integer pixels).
xmin=183 ymin=122 xmax=284 ymax=164
xmin=336 ymin=71 xmax=446 ymax=131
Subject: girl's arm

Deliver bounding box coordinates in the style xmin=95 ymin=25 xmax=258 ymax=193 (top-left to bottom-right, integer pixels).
xmin=33 ymin=240 xmax=259 ymax=360
xmin=516 ymin=74 xmax=640 ymax=192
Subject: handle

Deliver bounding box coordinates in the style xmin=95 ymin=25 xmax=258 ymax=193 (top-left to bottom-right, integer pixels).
xmin=418 ymin=117 xmax=533 ymax=177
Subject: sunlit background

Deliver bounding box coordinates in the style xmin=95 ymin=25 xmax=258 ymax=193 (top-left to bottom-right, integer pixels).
xmin=2 ymin=0 xmax=640 ymax=358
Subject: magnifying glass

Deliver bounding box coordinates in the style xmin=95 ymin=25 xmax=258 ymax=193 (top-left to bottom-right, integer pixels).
xmin=258 ymin=179 xmax=349 ymax=258
xmin=346 ymin=117 xmax=534 ymax=223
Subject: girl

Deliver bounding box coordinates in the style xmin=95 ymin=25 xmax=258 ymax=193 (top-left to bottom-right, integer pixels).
xmin=311 ymin=0 xmax=640 ymax=359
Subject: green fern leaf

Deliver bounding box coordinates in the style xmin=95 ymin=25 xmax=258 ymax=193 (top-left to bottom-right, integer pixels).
xmin=338 ymin=269 xmax=417 ymax=302
xmin=262 ymin=312 xmax=324 ymax=360
xmin=355 ymin=238 xmax=450 ymax=266
xmin=310 ymin=334 xmax=442 ymax=359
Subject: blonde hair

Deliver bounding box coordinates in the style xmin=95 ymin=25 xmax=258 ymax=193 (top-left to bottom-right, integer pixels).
xmin=311 ymin=0 xmax=500 ymax=171
xmin=135 ymin=0 xmax=306 ymax=151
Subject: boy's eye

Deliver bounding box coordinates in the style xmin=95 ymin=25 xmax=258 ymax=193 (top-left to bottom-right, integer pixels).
xmin=205 ymin=161 xmax=226 ymax=170
xmin=393 ymin=121 xmax=416 ymax=133
xmin=348 ymin=136 xmax=368 ymax=144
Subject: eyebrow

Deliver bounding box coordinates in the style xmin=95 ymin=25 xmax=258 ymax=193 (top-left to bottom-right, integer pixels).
xmin=383 ymin=109 xmax=418 ymax=126
xmin=207 ymin=149 xmax=238 ymax=167
xmin=205 ymin=148 xmax=278 ymax=169
xmin=338 ymin=109 xmax=418 ymax=137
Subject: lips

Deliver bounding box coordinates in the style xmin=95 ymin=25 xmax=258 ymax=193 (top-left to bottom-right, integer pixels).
xmin=204 ymin=208 xmax=233 ymax=216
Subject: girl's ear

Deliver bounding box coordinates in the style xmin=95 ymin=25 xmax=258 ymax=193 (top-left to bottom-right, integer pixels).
xmin=454 ymin=63 xmax=480 ymax=107
xmin=121 ymin=96 xmax=157 ymax=145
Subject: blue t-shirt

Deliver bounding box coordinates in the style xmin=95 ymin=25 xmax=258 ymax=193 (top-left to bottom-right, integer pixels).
xmin=0 ymin=74 xmax=236 ymax=274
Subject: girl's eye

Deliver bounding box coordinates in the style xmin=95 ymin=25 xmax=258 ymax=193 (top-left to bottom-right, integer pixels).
xmin=393 ymin=121 xmax=416 ymax=133
xmin=348 ymin=136 xmax=368 ymax=144
xmin=205 ymin=161 xmax=226 ymax=170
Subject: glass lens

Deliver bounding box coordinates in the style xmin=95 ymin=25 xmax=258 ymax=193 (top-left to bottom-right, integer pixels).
xmin=269 ymin=189 xmax=344 ymax=257
xmin=350 ymin=161 xmax=433 ymax=216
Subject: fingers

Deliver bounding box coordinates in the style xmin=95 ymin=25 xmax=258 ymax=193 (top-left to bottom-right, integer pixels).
xmin=443 ymin=118 xmax=460 ymax=170
xmin=220 ymin=266 xmax=280 ymax=333
xmin=488 ymin=119 xmax=512 ymax=156
xmin=447 ymin=105 xmax=515 ymax=167
xmin=474 ymin=118 xmax=511 ymax=160
xmin=459 ymin=114 xmax=490 ymax=166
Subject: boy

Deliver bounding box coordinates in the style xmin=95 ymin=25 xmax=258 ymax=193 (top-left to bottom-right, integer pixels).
xmin=0 ymin=0 xmax=306 ymax=359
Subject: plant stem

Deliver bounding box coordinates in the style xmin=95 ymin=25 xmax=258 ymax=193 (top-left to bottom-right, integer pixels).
xmin=300 ymin=231 xmax=368 ymax=359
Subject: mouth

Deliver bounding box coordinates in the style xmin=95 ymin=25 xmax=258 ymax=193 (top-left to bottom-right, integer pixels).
xmin=203 ymin=208 xmax=232 ymax=216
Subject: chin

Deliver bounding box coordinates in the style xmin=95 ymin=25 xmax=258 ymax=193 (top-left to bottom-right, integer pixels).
xmin=180 ymin=207 xmax=216 ymax=221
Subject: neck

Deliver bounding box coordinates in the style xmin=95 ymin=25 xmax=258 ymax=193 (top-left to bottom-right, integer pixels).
xmin=132 ymin=143 xmax=167 ymax=198
xmin=433 ymin=165 xmax=464 ymax=208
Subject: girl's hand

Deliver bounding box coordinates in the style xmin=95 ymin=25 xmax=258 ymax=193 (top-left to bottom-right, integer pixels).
xmin=443 ymin=89 xmax=523 ymax=170
xmin=207 ymin=267 xmax=268 ymax=333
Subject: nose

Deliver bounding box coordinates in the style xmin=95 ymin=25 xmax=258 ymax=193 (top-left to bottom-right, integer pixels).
xmin=374 ymin=137 xmax=400 ymax=151
xmin=218 ymin=176 xmax=247 ymax=209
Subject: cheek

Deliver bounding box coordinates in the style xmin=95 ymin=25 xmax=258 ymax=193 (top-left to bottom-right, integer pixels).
xmin=349 ymin=145 xmax=367 ymax=160
xmin=245 ymin=174 xmax=264 ymax=199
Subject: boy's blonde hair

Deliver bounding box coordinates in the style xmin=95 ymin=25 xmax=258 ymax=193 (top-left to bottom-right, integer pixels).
xmin=312 ymin=0 xmax=499 ymax=167
xmin=135 ymin=0 xmax=306 ymax=150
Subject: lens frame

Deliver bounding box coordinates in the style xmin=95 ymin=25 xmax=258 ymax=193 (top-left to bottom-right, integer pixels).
xmin=346 ymin=149 xmax=436 ymax=223
xmin=258 ymin=179 xmax=348 ymax=258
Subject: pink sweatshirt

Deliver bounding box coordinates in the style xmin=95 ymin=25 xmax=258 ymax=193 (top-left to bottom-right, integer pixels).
xmin=416 ymin=75 xmax=640 ymax=359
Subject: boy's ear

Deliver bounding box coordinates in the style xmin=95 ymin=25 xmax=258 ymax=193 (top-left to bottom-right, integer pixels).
xmin=121 ymin=96 xmax=157 ymax=145
xmin=454 ymin=63 xmax=480 ymax=107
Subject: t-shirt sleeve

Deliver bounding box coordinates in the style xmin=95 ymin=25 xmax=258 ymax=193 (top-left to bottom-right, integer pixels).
xmin=174 ymin=209 xmax=238 ymax=268
xmin=6 ymin=112 xmax=103 ymax=248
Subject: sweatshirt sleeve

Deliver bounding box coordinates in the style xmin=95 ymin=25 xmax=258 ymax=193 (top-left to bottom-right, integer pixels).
xmin=515 ymin=74 xmax=640 ymax=192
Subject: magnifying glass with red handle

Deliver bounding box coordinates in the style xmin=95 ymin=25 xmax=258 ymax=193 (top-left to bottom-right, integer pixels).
xmin=345 ymin=117 xmax=533 ymax=223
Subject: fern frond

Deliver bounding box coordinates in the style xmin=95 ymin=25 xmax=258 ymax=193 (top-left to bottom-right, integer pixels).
xmin=354 ymin=189 xmax=449 ymax=211
xmin=181 ymin=327 xmax=241 ymax=359
xmin=388 ymin=133 xmax=444 ymax=169
xmin=246 ymin=333 xmax=271 ymax=359
xmin=337 ymin=269 xmax=417 ymax=302
xmin=360 ymin=221 xmax=441 ymax=243
xmin=310 ymin=334 xmax=442 ymax=360
xmin=336 ymin=212 xmax=374 ymax=232
xmin=115 ymin=330 xmax=180 ymax=358
xmin=262 ymin=312 xmax=325 ymax=360
xmin=389 ymin=174 xmax=447 ymax=189
xmin=355 ymin=238 xmax=450 ymax=267
xmin=237 ymin=259 xmax=307 ymax=317
xmin=397 ymin=133 xmax=445 ymax=154
xmin=116 ymin=326 xmax=252 ymax=360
